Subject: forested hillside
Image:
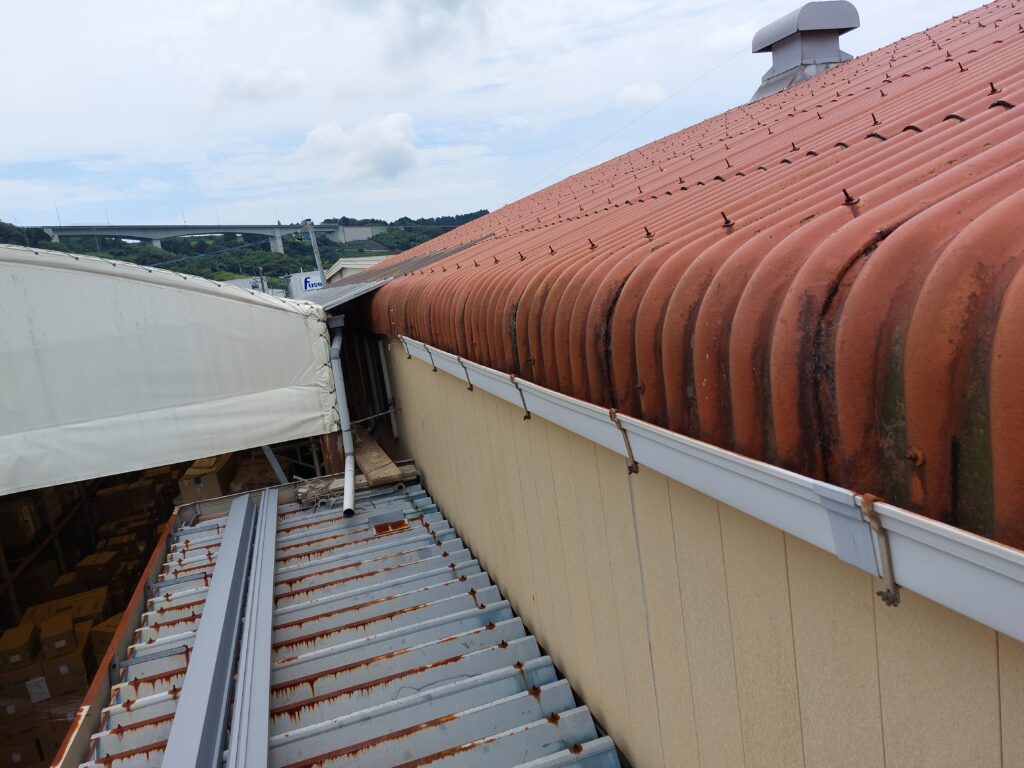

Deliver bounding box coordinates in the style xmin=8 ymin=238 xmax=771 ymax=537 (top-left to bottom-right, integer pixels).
xmin=0 ymin=211 xmax=487 ymax=283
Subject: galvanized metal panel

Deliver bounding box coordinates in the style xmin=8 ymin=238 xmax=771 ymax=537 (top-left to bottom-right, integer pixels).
xmin=76 ymin=480 xmax=621 ymax=768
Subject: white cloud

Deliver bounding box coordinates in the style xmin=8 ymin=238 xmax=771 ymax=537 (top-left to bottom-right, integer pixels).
xmin=0 ymin=0 xmax=989 ymax=224
xmin=220 ymin=64 xmax=305 ymax=102
xmin=615 ymin=81 xmax=667 ymax=111
xmin=301 ymin=113 xmax=418 ymax=180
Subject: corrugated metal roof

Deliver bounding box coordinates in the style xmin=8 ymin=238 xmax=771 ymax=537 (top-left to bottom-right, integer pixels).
xmin=305 ymin=234 xmax=496 ymax=311
xmin=77 ymin=481 xmax=619 ymax=767
xmin=350 ymin=0 xmax=1024 ymax=549
xmin=304 ymin=278 xmax=394 ymax=312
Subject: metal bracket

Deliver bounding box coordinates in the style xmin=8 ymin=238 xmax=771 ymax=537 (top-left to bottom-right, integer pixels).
xmin=509 ymin=375 xmax=531 ymax=420
xmin=400 ymin=337 xmax=411 ymax=359
xmin=425 ymin=347 xmax=438 ymax=372
xmin=859 ymin=494 xmax=900 ymax=607
xmin=457 ymin=357 xmax=474 ymax=391
xmin=609 ymin=410 xmax=639 ymax=474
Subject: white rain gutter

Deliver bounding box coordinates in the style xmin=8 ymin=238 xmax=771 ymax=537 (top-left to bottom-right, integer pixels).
xmin=398 ymin=335 xmax=1024 ymax=643
xmin=330 ymin=333 xmax=356 ymax=515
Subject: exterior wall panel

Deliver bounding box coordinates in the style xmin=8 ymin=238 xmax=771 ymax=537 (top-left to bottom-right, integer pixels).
xmin=383 ymin=342 xmax=1022 ymax=768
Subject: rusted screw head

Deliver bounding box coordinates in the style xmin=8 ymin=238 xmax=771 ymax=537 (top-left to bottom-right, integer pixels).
xmin=905 ymin=446 xmax=925 ymax=466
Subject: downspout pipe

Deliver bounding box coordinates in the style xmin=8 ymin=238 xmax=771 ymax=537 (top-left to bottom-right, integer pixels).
xmin=329 ymin=332 xmax=356 ymax=516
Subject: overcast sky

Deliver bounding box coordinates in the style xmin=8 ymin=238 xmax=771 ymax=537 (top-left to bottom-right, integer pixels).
xmin=1 ymin=0 xmax=982 ymax=226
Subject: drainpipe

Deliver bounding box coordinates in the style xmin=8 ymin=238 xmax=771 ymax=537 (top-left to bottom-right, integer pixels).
xmin=329 ymin=332 xmax=356 ymax=516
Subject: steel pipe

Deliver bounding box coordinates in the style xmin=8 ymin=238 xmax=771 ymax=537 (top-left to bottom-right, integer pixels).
xmin=330 ymin=332 xmax=356 ymax=515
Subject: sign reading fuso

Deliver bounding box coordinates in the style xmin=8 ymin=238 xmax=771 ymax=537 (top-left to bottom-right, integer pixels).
xmin=288 ymin=271 xmax=325 ymax=296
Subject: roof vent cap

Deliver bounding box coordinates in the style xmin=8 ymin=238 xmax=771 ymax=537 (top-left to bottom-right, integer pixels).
xmin=750 ymin=1 xmax=860 ymax=101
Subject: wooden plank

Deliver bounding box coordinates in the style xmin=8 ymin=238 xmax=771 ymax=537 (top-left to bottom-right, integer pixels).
xmin=353 ymin=429 xmax=404 ymax=486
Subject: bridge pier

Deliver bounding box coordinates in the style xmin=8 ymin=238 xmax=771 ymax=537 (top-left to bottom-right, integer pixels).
xmin=150 ymin=239 xmax=162 ymax=250
xmin=269 ymin=232 xmax=285 ymax=254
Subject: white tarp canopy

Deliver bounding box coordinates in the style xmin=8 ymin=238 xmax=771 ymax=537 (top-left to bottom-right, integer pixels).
xmin=0 ymin=245 xmax=338 ymax=494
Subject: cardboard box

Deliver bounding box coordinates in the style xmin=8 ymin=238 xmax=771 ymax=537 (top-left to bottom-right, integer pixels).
xmin=74 ymin=551 xmax=118 ymax=587
xmin=0 ymin=737 xmax=41 ymax=768
xmin=41 ymin=622 xmax=91 ymax=697
xmin=46 ymin=692 xmax=81 ymax=745
xmin=230 ymin=454 xmax=291 ymax=493
xmin=22 ymin=587 xmax=108 ymax=627
xmin=178 ymin=453 xmax=236 ymax=503
xmin=39 ymin=613 xmax=75 ymax=659
xmin=89 ymin=612 xmax=123 ymax=662
xmin=0 ymin=497 xmax=40 ymax=548
xmin=0 ymin=692 xmax=35 ymax=736
xmin=49 ymin=572 xmax=80 ymax=600
xmin=91 ymin=483 xmax=131 ymax=517
xmin=0 ymin=661 xmax=49 ymax=704
xmin=96 ymin=534 xmax=144 ymax=558
xmin=0 ymin=660 xmax=44 ymax=690
xmin=0 ymin=624 xmax=38 ymax=670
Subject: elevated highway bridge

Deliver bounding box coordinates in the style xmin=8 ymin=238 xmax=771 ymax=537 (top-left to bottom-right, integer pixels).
xmin=42 ymin=223 xmax=388 ymax=253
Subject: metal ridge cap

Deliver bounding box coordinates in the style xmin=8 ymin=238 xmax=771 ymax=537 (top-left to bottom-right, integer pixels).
xmin=397 ymin=335 xmax=1024 ymax=642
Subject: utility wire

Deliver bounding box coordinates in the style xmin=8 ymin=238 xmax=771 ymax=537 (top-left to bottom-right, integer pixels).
xmin=516 ymin=45 xmax=748 ymax=199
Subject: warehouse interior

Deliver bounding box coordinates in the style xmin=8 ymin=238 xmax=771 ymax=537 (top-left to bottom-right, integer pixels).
xmin=0 ymin=439 xmax=338 ymax=764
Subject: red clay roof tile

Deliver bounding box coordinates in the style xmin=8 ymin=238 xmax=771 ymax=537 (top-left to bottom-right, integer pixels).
xmin=347 ymin=0 xmax=1024 ymax=549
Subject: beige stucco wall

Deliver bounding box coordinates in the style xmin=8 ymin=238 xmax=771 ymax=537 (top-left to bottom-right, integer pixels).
xmin=384 ymin=340 xmax=1024 ymax=768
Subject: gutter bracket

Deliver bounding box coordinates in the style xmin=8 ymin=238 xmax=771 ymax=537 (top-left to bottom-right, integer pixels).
xmin=401 ymin=337 xmax=412 ymax=359
xmin=457 ymin=357 xmax=474 ymax=391
xmin=425 ymin=347 xmax=438 ymax=372
xmin=509 ymin=375 xmax=531 ymax=420
xmin=859 ymin=494 xmax=901 ymax=607
xmin=609 ymin=409 xmax=640 ymax=474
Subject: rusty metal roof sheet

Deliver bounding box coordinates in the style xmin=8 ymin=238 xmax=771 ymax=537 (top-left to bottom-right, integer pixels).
xmin=76 ymin=482 xmax=620 ymax=767
xmin=349 ymin=0 xmax=1024 ymax=549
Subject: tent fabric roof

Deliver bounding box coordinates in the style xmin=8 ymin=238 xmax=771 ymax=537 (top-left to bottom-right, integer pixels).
xmin=0 ymin=245 xmax=337 ymax=494
xmin=347 ymin=0 xmax=1024 ymax=549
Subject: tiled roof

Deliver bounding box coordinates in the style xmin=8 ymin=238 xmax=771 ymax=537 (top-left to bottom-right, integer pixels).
xmin=349 ymin=0 xmax=1024 ymax=549
xmin=78 ymin=482 xmax=619 ymax=767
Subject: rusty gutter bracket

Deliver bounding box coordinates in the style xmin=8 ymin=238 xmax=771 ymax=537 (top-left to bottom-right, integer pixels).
xmin=400 ymin=337 xmax=412 ymax=359
xmin=859 ymin=494 xmax=901 ymax=607
xmin=457 ymin=357 xmax=474 ymax=391
xmin=509 ymin=375 xmax=531 ymax=420
xmin=425 ymin=347 xmax=438 ymax=372
xmin=609 ymin=410 xmax=639 ymax=474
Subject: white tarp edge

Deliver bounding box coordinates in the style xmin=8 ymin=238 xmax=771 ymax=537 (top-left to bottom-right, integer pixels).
xmin=0 ymin=245 xmax=338 ymax=494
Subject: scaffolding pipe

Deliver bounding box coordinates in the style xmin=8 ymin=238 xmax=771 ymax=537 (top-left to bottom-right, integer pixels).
xmin=378 ymin=338 xmax=399 ymax=439
xmin=329 ymin=332 xmax=356 ymax=515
